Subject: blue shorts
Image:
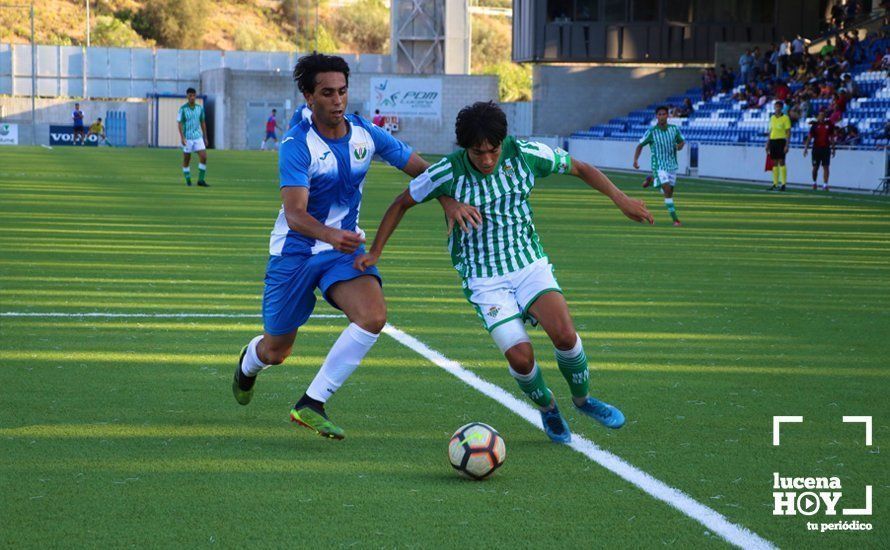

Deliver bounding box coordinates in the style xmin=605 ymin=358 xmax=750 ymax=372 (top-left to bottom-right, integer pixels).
xmin=265 ymin=131 xmax=277 ymax=139
xmin=262 ymin=248 xmax=381 ymax=335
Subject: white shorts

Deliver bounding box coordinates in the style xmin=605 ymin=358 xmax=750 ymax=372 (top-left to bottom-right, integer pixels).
xmin=182 ymin=138 xmax=206 ymax=154
xmin=652 ymin=169 xmax=677 ymax=188
xmin=463 ymin=258 xmax=562 ymax=332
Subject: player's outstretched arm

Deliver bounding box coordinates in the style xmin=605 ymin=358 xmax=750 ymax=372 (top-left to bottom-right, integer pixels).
xmin=282 ymin=187 xmax=365 ymax=253
xmin=354 ymin=190 xmax=418 ymax=271
xmin=570 ymin=158 xmax=654 ymax=224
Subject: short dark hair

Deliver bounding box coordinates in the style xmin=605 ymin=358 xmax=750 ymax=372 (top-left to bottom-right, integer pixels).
xmin=186 ymin=87 xmax=196 ymax=94
xmin=97 ymin=117 xmax=102 ymax=121
xmin=294 ymin=54 xmax=350 ymax=94
xmin=455 ymin=101 xmax=507 ymax=149
xmin=774 ymin=100 xmax=784 ymax=107
xmin=272 ymin=108 xmax=277 ymax=112
xmin=655 ymin=105 xmax=669 ymax=114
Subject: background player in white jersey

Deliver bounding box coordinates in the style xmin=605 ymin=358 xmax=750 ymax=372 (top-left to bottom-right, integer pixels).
xmin=633 ymin=106 xmax=685 ymax=226
xmin=288 ymin=103 xmax=313 ymax=130
xmin=355 ymin=102 xmax=653 ymax=443
xmin=232 ymin=54 xmax=479 ymax=440
xmin=177 ymin=88 xmax=209 ymax=187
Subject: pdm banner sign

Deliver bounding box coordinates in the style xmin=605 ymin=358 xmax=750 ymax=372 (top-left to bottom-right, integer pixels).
xmin=370 ymin=78 xmax=442 ymax=118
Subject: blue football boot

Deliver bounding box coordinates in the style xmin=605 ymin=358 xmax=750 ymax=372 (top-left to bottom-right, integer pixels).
xmin=575 ymin=396 xmax=625 ymax=429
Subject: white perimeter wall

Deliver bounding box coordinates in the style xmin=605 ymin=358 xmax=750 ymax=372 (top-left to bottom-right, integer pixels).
xmin=568 ymin=138 xmax=886 ymax=191
xmin=568 ymin=138 xmax=690 ymax=174
xmin=697 ymin=144 xmax=886 ymax=191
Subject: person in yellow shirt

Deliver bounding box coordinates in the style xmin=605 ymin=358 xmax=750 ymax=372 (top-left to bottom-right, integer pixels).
xmin=767 ymin=101 xmax=791 ymax=191
xmin=86 ymin=117 xmax=109 ymax=146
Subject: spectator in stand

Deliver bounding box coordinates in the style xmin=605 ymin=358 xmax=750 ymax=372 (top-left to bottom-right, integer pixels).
xmin=842 ymin=123 xmax=861 ymax=145
xmin=701 ymin=68 xmax=717 ymax=100
xmin=821 ymin=39 xmax=837 ymax=58
xmin=740 ymin=49 xmax=754 ymax=83
xmin=791 ymin=35 xmax=807 ymax=68
xmin=841 ymin=74 xmax=859 ymax=99
xmin=671 ymin=98 xmax=694 ymax=118
xmin=720 ymin=65 xmax=736 ymax=92
xmin=845 ymin=0 xmax=860 ymax=27
xmin=778 ymin=38 xmax=791 ymax=76
xmin=880 ymin=47 xmax=890 ymax=70
xmin=831 ymin=3 xmax=845 ymax=31
xmin=774 ymin=80 xmax=791 ymax=102
xmin=766 ymin=44 xmax=779 ymax=78
xmin=752 ymin=47 xmax=764 ymax=79
xmin=828 ymin=98 xmax=844 ymax=124
xmin=372 ymin=109 xmax=384 ymax=127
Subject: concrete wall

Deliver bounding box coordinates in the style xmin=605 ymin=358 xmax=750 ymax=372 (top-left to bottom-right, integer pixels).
xmin=203 ymin=69 xmax=498 ymax=154
xmin=698 ymin=143 xmax=886 ymax=191
xmin=0 ymin=97 xmax=148 ymax=146
xmin=0 ymin=43 xmax=391 ymax=98
xmin=531 ymin=65 xmax=702 ymax=136
xmin=568 ymin=137 xmax=690 ymax=173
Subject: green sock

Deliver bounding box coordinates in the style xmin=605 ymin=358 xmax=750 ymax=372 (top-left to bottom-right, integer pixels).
xmin=198 ymin=163 xmax=206 ymax=182
xmin=183 ymin=167 xmax=191 ymax=184
xmin=509 ymin=364 xmax=552 ymax=408
xmin=771 ymin=166 xmax=778 ymax=187
xmin=664 ymin=198 xmax=679 ymax=222
xmin=554 ymin=335 xmax=590 ymax=399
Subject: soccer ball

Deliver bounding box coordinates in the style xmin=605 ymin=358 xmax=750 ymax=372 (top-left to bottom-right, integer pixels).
xmin=448 ymin=422 xmax=506 ymax=480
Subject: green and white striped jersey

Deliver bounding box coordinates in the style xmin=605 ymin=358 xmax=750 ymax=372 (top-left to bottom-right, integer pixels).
xmin=177 ymin=103 xmax=205 ymax=140
xmin=408 ymin=136 xmax=572 ymax=279
xmin=638 ymin=124 xmax=684 ymax=172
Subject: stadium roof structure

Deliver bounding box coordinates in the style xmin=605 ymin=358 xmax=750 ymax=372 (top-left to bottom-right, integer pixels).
xmin=513 ymin=0 xmax=840 ymax=63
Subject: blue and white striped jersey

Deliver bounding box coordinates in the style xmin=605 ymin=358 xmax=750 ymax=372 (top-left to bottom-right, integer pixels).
xmin=270 ymin=114 xmax=412 ymax=256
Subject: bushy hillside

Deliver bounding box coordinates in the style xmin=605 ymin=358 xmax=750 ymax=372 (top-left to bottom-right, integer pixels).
xmin=0 ymin=0 xmax=528 ymax=100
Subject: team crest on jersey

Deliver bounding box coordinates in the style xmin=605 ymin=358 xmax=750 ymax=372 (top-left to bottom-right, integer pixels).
xmin=352 ymin=143 xmax=369 ymax=161
xmin=487 ymin=306 xmax=500 ymax=318
xmin=503 ymin=163 xmax=514 ymax=177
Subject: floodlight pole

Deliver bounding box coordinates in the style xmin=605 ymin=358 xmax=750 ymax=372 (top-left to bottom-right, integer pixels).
xmin=314 ymin=0 xmax=319 ymax=52
xmin=85 ymin=0 xmax=90 ymax=47
xmin=30 ymin=1 xmax=36 ymax=145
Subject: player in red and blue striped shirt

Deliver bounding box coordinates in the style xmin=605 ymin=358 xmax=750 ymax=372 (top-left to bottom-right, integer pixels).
xmin=261 ymin=109 xmax=281 ymax=150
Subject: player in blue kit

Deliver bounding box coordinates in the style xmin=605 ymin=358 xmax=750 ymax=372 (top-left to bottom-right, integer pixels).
xmin=72 ymin=103 xmax=85 ymax=146
xmin=232 ymin=54 xmax=480 ymax=440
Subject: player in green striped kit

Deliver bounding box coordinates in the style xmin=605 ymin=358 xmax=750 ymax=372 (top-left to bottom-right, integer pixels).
xmin=177 ymin=87 xmax=209 ymax=187
xmin=633 ymin=106 xmax=685 ymax=226
xmin=355 ymin=101 xmax=653 ymax=443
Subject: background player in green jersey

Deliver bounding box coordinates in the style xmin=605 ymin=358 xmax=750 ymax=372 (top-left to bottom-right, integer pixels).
xmin=633 ymin=106 xmax=685 ymax=226
xmin=355 ymin=101 xmax=653 ymax=443
xmin=177 ymin=87 xmax=209 ymax=187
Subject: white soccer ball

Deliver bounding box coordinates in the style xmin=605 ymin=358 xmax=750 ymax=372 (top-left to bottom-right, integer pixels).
xmin=448 ymin=422 xmax=506 ymax=480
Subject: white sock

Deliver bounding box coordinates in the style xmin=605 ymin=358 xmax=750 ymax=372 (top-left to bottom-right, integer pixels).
xmin=508 ymin=363 xmax=538 ymax=383
xmin=306 ymin=323 xmax=379 ymax=403
xmin=260 ymin=140 xmax=266 ymax=150
xmin=553 ymin=334 xmax=582 ymax=360
xmin=198 ymin=163 xmax=206 ymax=171
xmin=240 ymin=335 xmax=268 ymax=377
xmin=182 ymin=167 xmax=190 ymax=175
xmin=664 ymin=198 xmax=674 ymax=207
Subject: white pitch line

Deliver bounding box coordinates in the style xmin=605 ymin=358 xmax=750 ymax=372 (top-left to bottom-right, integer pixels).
xmin=383 ymin=323 xmax=775 ymax=550
xmin=0 ymin=312 xmax=344 ymax=319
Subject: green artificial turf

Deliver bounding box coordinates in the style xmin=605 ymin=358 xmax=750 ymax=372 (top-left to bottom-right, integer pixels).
xmin=0 ymin=146 xmax=887 ymax=548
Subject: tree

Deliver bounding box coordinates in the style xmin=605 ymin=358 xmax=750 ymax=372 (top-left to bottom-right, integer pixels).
xmin=135 ymin=0 xmax=208 ymax=49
